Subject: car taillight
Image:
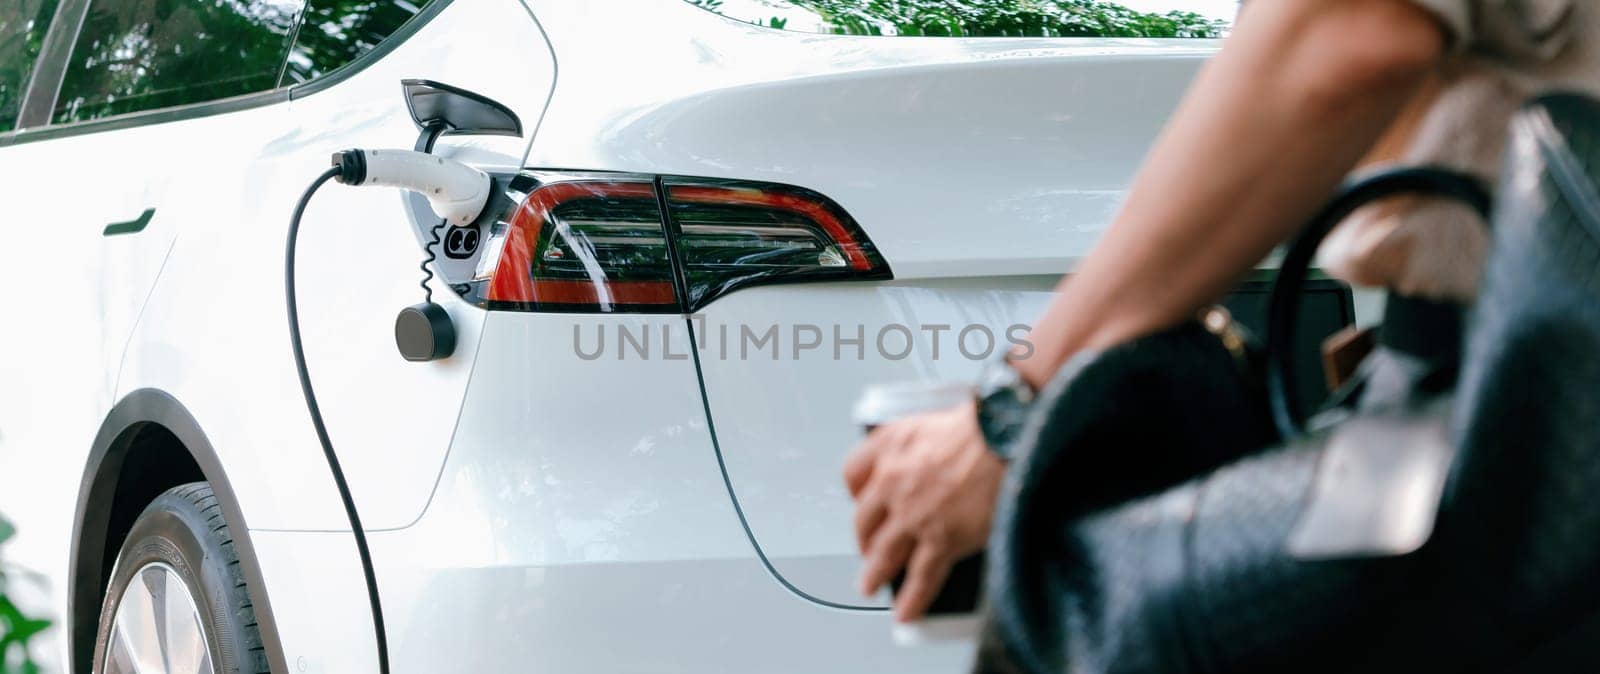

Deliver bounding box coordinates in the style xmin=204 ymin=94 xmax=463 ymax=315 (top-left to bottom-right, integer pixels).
xmin=481 ymin=179 xmax=678 ymax=312
xmin=663 ymin=178 xmax=888 ymax=310
xmin=470 ymin=173 xmax=890 ymax=313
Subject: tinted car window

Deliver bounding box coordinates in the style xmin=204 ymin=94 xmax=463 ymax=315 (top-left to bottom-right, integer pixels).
xmin=281 ymin=0 xmax=433 ymax=85
xmin=684 ymin=0 xmax=1232 ymax=37
xmin=0 ymin=0 xmax=60 ymax=132
xmin=52 ymin=0 xmax=300 ymax=124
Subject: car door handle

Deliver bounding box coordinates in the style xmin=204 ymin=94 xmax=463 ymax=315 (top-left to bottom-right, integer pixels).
xmin=104 ymin=208 xmax=155 ymax=236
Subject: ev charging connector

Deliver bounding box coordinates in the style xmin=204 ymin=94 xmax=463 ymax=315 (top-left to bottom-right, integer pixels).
xmin=331 ymin=148 xmax=492 ymax=226
xmin=329 ymin=148 xmax=495 ymax=361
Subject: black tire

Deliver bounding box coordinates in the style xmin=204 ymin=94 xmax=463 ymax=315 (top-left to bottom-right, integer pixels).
xmin=92 ymin=482 xmax=269 ymax=674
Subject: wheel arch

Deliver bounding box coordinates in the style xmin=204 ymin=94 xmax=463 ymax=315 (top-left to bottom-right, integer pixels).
xmin=71 ymin=388 xmax=289 ymax=674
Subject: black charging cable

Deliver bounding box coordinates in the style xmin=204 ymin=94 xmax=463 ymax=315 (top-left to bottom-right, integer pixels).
xmin=418 ymin=219 xmax=447 ymax=303
xmin=285 ymin=166 xmax=391 ymax=674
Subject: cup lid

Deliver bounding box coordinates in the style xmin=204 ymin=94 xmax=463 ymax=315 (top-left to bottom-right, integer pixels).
xmin=853 ymin=381 xmax=973 ymax=426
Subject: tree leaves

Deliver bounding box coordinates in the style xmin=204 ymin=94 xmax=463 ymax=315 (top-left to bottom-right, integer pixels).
xmin=793 ymin=0 xmax=1225 ymax=37
xmin=0 ymin=0 xmax=61 ymax=132
xmin=690 ymin=0 xmax=1227 ymax=38
xmin=0 ymin=515 xmax=47 ymax=674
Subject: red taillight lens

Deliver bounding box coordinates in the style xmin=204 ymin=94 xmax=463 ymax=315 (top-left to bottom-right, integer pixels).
xmin=664 ymin=178 xmax=889 ymax=309
xmin=471 ymin=173 xmax=890 ymax=313
xmin=482 ymin=179 xmax=678 ymax=312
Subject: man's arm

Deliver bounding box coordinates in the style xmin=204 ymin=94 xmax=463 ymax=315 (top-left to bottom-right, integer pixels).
xmin=1013 ymin=0 xmax=1446 ymax=387
xmin=847 ymin=0 xmax=1450 ymax=623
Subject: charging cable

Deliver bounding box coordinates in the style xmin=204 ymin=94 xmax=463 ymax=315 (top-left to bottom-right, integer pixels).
xmin=284 ymin=165 xmax=391 ymax=674
xmin=283 ymin=150 xmax=490 ymax=674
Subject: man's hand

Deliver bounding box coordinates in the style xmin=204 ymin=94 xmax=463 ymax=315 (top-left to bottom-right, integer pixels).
xmin=843 ymin=400 xmax=1005 ymax=622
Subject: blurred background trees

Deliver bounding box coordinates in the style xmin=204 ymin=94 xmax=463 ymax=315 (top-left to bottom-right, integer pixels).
xmin=0 ymin=0 xmax=60 ymax=132
xmin=0 ymin=516 xmax=47 ymax=674
xmin=687 ymin=0 xmax=1228 ymax=37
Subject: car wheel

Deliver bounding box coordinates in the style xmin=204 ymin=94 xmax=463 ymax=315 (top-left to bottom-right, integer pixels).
xmin=93 ymin=482 xmax=269 ymax=674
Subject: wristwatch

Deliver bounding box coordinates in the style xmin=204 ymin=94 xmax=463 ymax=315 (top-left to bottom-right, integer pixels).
xmin=974 ymin=355 xmax=1036 ymax=463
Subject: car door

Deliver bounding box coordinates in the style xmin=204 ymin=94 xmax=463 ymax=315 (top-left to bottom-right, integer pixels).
xmin=0 ymin=0 xmax=302 ymax=667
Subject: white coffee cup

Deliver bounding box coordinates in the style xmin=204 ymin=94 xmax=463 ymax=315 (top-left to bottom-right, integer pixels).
xmin=853 ymin=381 xmax=985 ymax=646
xmin=853 ymin=381 xmax=974 ymax=431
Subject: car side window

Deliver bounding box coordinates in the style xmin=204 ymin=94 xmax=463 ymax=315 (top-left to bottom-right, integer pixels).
xmin=280 ymin=0 xmax=434 ymax=86
xmin=0 ymin=0 xmax=60 ymax=132
xmin=51 ymin=0 xmax=301 ymax=125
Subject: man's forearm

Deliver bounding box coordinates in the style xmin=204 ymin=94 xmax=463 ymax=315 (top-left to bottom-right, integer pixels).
xmin=1013 ymin=0 xmax=1447 ymax=390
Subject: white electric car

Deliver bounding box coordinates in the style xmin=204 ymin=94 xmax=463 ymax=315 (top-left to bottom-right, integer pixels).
xmin=0 ymin=1 xmax=1352 ymax=672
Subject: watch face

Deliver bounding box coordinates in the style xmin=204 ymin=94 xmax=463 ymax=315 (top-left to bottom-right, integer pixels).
xmin=978 ymin=358 xmax=1023 ymax=398
xmin=977 ymin=361 xmax=1031 ymax=461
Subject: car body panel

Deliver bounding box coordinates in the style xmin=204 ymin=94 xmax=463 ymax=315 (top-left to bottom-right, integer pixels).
xmin=524 ymin=0 xmax=1214 ymax=278
xmin=368 ymin=310 xmax=974 ymax=671
xmin=241 ymin=0 xmax=554 ymax=531
xmin=517 ymin=0 xmax=1213 ymax=605
xmin=251 ymin=530 xmax=382 ymax=673
xmin=367 ymin=550 xmax=974 ymax=672
xmin=693 ymin=279 xmax=1058 ymax=606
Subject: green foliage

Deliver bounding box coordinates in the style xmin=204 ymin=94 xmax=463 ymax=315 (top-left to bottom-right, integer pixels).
xmin=690 ymin=0 xmax=1226 ymax=38
xmin=51 ymin=0 xmax=426 ymax=123
xmin=0 ymin=516 xmax=48 ymax=674
xmin=0 ymin=0 xmax=61 ymax=132
xmin=281 ymin=0 xmax=430 ymax=84
xmin=52 ymin=0 xmax=299 ymax=123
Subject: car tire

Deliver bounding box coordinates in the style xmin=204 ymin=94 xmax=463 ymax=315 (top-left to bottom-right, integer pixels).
xmin=92 ymin=482 xmax=269 ymax=674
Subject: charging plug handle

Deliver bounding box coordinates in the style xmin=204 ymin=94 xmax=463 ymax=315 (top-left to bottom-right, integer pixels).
xmin=330 ymin=148 xmax=491 ymax=226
